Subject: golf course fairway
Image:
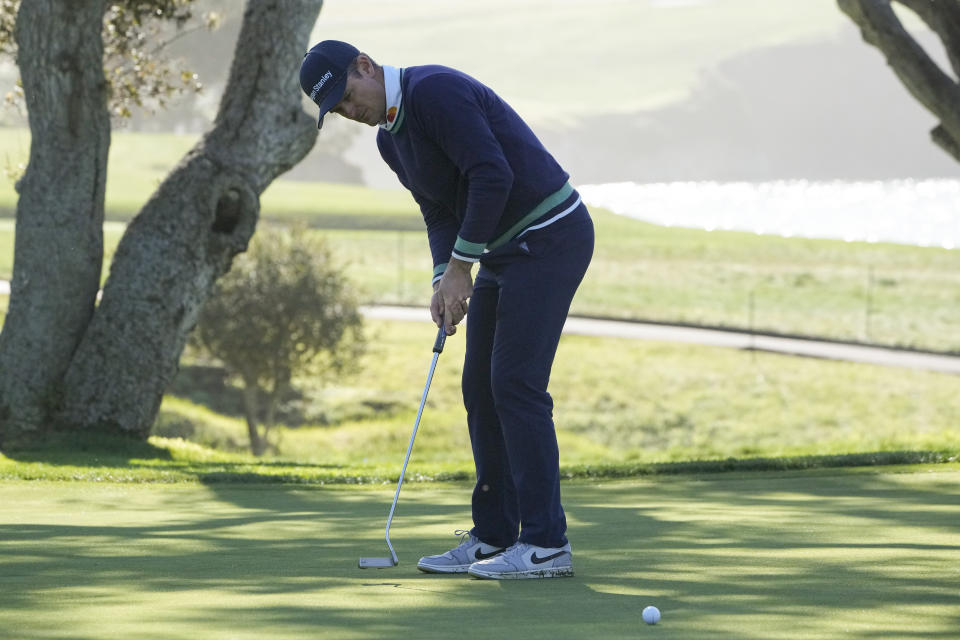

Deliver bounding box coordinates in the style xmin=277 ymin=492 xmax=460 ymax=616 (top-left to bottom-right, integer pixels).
xmin=2 ymin=467 xmax=958 ymax=638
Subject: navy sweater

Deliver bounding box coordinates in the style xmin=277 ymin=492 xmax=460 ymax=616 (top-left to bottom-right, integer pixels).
xmin=377 ymin=65 xmax=580 ymax=284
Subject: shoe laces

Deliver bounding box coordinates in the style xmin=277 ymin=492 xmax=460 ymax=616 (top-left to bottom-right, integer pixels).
xmin=454 ymin=529 xmax=475 ymax=549
xmin=502 ymin=542 xmax=531 ymax=559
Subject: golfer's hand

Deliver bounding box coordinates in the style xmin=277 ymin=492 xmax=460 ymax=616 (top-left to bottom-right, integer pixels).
xmin=431 ymin=259 xmax=474 ymax=335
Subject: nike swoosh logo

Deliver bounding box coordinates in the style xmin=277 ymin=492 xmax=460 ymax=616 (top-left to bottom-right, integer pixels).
xmin=530 ymin=551 xmax=568 ymax=565
xmin=475 ymin=548 xmax=505 ymax=561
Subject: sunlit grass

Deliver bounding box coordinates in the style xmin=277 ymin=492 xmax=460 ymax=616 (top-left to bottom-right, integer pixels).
xmin=2 ymin=469 xmax=959 ymax=638
xmin=128 ymin=321 xmax=960 ymax=477
xmin=1 ymin=318 xmax=956 ymax=484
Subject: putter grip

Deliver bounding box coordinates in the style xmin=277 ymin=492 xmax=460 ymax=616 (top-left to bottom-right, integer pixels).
xmin=433 ymin=326 xmax=447 ymax=353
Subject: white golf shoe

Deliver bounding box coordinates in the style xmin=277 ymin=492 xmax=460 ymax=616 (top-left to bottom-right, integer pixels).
xmin=417 ymin=530 xmax=507 ymax=574
xmin=467 ymin=541 xmax=573 ymax=579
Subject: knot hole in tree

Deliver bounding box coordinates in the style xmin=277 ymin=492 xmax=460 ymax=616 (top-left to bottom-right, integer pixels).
xmin=212 ymin=188 xmax=242 ymax=233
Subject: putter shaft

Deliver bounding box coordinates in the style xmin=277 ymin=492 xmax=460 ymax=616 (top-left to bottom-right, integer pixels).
xmin=360 ymin=326 xmax=446 ymax=568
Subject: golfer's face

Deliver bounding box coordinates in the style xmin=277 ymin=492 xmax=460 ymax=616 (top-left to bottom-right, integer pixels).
xmin=331 ymin=63 xmax=385 ymax=127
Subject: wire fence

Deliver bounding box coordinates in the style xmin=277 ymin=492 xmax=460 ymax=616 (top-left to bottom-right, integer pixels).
xmin=335 ymin=229 xmax=960 ymax=354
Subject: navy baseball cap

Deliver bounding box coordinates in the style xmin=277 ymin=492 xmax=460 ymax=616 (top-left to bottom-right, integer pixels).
xmin=300 ymin=40 xmax=360 ymax=129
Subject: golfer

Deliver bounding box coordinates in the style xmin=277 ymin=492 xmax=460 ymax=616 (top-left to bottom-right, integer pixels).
xmin=300 ymin=41 xmax=593 ymax=580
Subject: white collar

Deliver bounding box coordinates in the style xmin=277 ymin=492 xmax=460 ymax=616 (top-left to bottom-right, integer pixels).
xmin=380 ymin=65 xmax=403 ymax=132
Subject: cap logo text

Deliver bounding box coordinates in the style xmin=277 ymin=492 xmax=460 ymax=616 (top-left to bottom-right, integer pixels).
xmin=309 ymin=71 xmax=334 ymax=101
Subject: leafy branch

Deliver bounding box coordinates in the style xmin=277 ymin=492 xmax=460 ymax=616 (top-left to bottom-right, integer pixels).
xmin=0 ymin=0 xmax=221 ymax=119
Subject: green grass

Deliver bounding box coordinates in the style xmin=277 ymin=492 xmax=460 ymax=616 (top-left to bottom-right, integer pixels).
xmin=1 ymin=318 xmax=958 ymax=481
xmin=2 ymin=319 xmax=957 ymax=484
xmin=576 ymin=213 xmax=960 ymax=351
xmin=280 ymin=214 xmax=960 ymax=352
xmin=1 ymin=468 xmax=959 ymax=639
xmin=5 ymin=209 xmax=958 ymax=352
xmin=314 ymin=213 xmax=960 ymax=351
xmin=0 ymin=432 xmax=953 ymax=485
xmin=141 ymin=320 xmax=960 ymax=474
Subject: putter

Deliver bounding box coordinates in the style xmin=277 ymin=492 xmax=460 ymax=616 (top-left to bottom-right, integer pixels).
xmin=359 ymin=325 xmax=447 ymax=568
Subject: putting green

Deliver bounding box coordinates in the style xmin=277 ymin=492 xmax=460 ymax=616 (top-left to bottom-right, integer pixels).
xmin=1 ymin=468 xmax=958 ymax=638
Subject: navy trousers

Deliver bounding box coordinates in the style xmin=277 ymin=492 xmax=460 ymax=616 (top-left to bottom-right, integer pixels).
xmin=462 ymin=203 xmax=594 ymax=549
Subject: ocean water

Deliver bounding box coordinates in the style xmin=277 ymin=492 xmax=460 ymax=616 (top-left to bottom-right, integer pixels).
xmin=578 ymin=179 xmax=960 ymax=249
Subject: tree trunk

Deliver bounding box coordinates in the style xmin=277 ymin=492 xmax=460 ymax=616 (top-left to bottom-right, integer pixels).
xmin=241 ymin=383 xmax=266 ymax=457
xmin=838 ymin=0 xmax=960 ymax=163
xmin=260 ymin=380 xmax=283 ymax=455
xmin=59 ymin=0 xmax=324 ymax=437
xmin=0 ymin=0 xmax=109 ymax=443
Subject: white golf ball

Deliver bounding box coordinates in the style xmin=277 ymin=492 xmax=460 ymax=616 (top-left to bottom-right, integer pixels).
xmin=642 ymin=605 xmax=661 ymax=625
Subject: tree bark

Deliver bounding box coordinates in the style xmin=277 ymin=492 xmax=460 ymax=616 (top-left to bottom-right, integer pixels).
xmin=0 ymin=0 xmax=109 ymax=441
xmin=838 ymin=0 xmax=960 ymax=163
xmin=58 ymin=0 xmax=324 ymax=437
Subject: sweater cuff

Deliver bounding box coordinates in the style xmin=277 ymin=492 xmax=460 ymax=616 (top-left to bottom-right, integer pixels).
xmin=432 ymin=262 xmax=447 ymax=285
xmin=452 ymin=236 xmax=485 ymax=262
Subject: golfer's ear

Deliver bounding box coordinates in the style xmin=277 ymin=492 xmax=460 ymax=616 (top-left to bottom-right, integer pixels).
xmin=356 ymin=54 xmax=375 ymax=77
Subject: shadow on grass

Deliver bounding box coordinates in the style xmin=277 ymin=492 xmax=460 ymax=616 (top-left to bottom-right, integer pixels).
xmin=1 ymin=471 xmax=959 ymax=639
xmin=562 ymin=450 xmax=958 ymax=478
xmin=3 ymin=430 xmax=958 ymax=505
xmin=1 ymin=430 xmax=174 ymax=463
xmin=4 ymin=430 xmax=955 ymax=484
xmin=0 ymin=431 xmax=354 ymax=486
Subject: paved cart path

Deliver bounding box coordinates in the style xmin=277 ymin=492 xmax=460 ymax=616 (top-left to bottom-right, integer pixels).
xmin=361 ymin=305 xmax=960 ymax=375
xmin=1 ymin=281 xmax=955 ymax=374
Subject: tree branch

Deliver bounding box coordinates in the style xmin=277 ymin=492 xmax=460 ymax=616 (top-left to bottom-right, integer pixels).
xmin=896 ymin=0 xmax=960 ymax=78
xmin=838 ymin=0 xmax=960 ymax=161
xmin=932 ymin=123 xmax=960 ymax=161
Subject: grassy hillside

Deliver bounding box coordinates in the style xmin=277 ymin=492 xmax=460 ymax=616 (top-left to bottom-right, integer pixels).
xmin=4 ymin=214 xmax=959 ymax=352
xmin=315 ymin=0 xmax=846 ymax=125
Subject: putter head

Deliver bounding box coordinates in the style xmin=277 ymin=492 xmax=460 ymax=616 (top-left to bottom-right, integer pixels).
xmin=358 ymin=557 xmax=397 ymax=569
